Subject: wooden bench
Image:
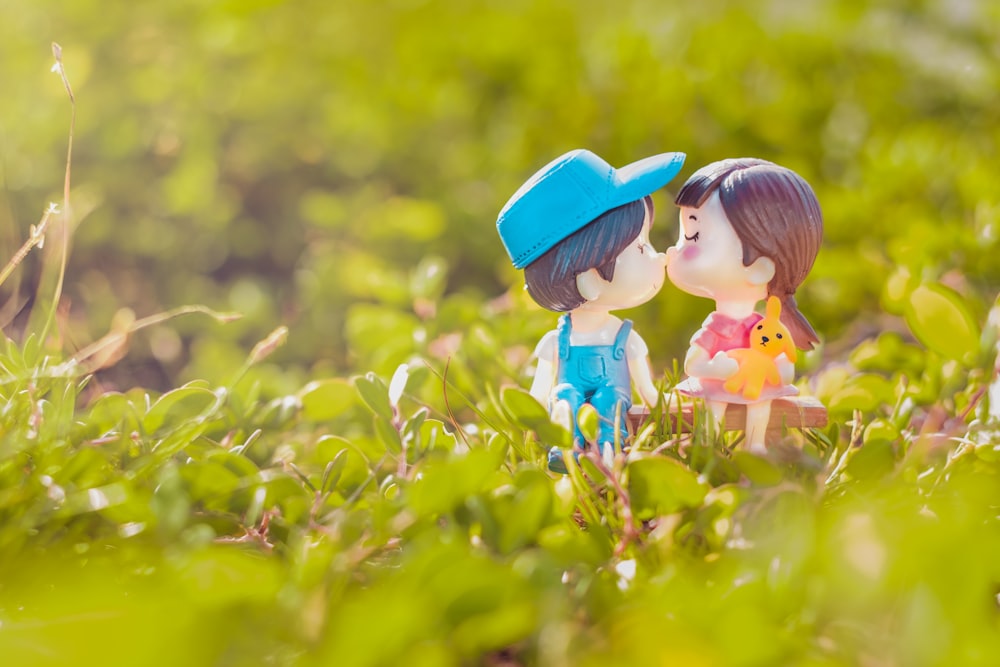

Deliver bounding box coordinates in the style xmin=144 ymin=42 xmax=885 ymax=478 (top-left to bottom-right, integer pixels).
xmin=627 ymin=396 xmax=828 ymax=436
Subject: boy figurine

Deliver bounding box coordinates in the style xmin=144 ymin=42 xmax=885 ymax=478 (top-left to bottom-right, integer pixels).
xmin=496 ymin=149 xmax=685 ymax=471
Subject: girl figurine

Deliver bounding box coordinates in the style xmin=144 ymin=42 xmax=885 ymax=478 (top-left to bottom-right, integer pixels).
xmin=496 ymin=149 xmax=685 ymax=471
xmin=666 ymin=158 xmax=823 ymax=452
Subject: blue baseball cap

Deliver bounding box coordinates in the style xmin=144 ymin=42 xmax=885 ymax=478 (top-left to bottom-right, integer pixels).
xmin=496 ymin=149 xmax=686 ymax=269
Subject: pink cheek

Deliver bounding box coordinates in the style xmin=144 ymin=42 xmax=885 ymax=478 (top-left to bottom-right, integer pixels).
xmin=682 ymin=245 xmax=700 ymax=261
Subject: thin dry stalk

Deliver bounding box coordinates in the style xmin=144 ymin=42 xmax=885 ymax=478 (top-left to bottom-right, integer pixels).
xmin=0 ymin=203 xmax=58 ymax=289
xmin=70 ymin=305 xmax=241 ymax=373
xmin=28 ymin=43 xmax=76 ymax=344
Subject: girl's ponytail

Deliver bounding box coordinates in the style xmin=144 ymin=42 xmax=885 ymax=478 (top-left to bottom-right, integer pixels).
xmin=778 ymin=293 xmax=820 ymax=350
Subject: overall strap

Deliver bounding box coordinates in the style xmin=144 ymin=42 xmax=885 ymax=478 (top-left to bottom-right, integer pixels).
xmin=612 ymin=319 xmax=633 ymax=361
xmin=557 ymin=313 xmax=572 ymax=361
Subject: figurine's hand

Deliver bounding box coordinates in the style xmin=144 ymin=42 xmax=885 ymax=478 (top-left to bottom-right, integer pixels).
xmin=705 ymin=351 xmax=740 ymax=380
xmin=776 ymin=354 xmax=795 ymax=384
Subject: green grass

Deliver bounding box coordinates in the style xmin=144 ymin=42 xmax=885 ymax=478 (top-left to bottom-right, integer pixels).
xmin=0 ymin=315 xmax=998 ymax=666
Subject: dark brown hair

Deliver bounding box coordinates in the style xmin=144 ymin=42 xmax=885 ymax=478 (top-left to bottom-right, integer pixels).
xmin=674 ymin=158 xmax=823 ymax=349
xmin=524 ymin=196 xmax=653 ymax=312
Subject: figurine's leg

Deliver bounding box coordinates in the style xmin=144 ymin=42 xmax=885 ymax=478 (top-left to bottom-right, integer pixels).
xmin=548 ymin=383 xmax=586 ymax=474
xmin=590 ymin=386 xmax=631 ymax=455
xmin=707 ymin=400 xmax=728 ymax=430
xmin=745 ymin=400 xmax=772 ymax=453
xmin=551 ymin=383 xmax=585 ymax=445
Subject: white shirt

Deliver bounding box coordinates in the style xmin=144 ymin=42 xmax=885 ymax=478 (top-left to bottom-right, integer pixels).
xmin=533 ymin=317 xmax=649 ymax=363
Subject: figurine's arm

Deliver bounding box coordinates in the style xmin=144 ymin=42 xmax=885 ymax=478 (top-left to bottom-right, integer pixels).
xmin=530 ymin=357 xmax=555 ymax=405
xmin=628 ymin=355 xmax=660 ymax=407
xmin=625 ymin=330 xmax=659 ymax=407
xmin=529 ymin=330 xmax=558 ymax=405
xmin=684 ymin=344 xmax=739 ymax=380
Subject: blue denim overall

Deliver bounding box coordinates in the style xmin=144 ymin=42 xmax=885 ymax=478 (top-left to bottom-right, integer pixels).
xmin=552 ymin=314 xmax=633 ymax=450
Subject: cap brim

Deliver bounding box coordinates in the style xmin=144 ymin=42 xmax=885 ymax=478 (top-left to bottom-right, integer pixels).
xmin=611 ymin=152 xmax=686 ymax=206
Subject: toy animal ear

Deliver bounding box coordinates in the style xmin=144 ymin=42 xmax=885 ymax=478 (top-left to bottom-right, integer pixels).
xmin=746 ymin=256 xmax=775 ymax=286
xmin=765 ymin=295 xmax=782 ymax=320
xmin=576 ymin=269 xmax=606 ymax=302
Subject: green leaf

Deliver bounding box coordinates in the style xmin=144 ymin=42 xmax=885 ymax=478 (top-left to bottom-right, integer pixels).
xmin=374 ymin=415 xmax=403 ymax=454
xmin=180 ymin=460 xmax=244 ymax=505
xmin=256 ymin=395 xmax=301 ymax=429
xmin=864 ymin=419 xmax=900 ymax=442
xmin=628 ymin=455 xmax=708 ymax=519
xmin=313 ymin=436 xmax=373 ymax=495
xmin=828 ymin=373 xmax=896 ymax=414
xmin=55 ymin=447 xmax=114 ymax=488
xmin=176 ymin=547 xmax=283 ymax=606
xmin=299 ymin=379 xmax=357 ymax=421
xmin=882 ymin=265 xmax=918 ymax=315
xmin=905 ymin=283 xmax=981 ymax=364
xmin=263 ymin=472 xmax=313 ymax=504
xmin=732 ymin=451 xmax=783 ymax=486
xmin=407 ymin=448 xmax=496 ymax=517
xmin=705 ymin=484 xmax=747 ymax=516
xmin=321 ymin=449 xmax=349 ymax=493
xmin=845 ymin=439 xmax=896 ymax=480
xmin=403 ymin=408 xmax=429 ymax=437
xmin=498 ymin=471 xmax=554 ymax=553
xmin=353 ymin=372 xmax=394 ymax=421
xmin=210 ymin=451 xmax=261 ymax=479
xmin=416 ymin=418 xmax=458 ymax=453
xmin=87 ymin=392 xmax=138 ymax=433
xmin=499 ymin=386 xmax=572 ymax=448
xmin=578 ymin=453 xmax=609 ymax=483
xmin=577 ymin=403 xmax=600 ymax=444
xmin=499 ymin=385 xmax=548 ymax=423
xmin=537 ymin=523 xmax=613 ymax=567
xmin=974 ymin=442 xmax=1000 ymax=463
xmin=142 ymin=383 xmax=219 ymax=435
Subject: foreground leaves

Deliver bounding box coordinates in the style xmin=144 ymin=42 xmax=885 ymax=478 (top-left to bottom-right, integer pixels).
xmin=1 ymin=348 xmax=998 ymax=667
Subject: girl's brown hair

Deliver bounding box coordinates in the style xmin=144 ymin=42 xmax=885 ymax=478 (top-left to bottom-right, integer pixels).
xmin=674 ymin=158 xmax=823 ymax=349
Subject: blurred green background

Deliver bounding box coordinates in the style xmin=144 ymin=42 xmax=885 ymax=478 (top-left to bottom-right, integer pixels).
xmin=1 ymin=0 xmax=997 ymax=392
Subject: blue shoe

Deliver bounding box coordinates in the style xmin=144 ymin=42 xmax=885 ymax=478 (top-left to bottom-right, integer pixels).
xmin=547 ymin=446 xmax=572 ymax=474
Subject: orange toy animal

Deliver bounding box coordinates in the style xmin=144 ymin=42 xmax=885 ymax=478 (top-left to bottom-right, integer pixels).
xmin=723 ymin=296 xmax=798 ymax=401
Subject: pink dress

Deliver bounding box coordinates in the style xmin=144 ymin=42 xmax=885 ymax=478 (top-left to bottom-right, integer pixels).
xmin=676 ymin=312 xmax=798 ymax=404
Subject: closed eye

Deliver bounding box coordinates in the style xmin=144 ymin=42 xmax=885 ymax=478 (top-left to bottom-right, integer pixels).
xmin=684 ymin=232 xmax=700 ymax=242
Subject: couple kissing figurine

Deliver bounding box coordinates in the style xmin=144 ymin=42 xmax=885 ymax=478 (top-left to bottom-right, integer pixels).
xmin=495 ymin=149 xmax=822 ymax=472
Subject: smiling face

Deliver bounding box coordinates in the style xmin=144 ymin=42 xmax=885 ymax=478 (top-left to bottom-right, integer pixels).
xmin=578 ymin=206 xmax=668 ymax=311
xmin=666 ymin=192 xmax=771 ymax=304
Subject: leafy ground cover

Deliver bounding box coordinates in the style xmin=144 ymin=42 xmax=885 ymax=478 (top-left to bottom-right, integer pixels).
xmin=1 ymin=2 xmax=999 ymax=665
xmin=1 ymin=287 xmax=998 ymax=667
xmin=1 ymin=162 xmax=998 ymax=665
